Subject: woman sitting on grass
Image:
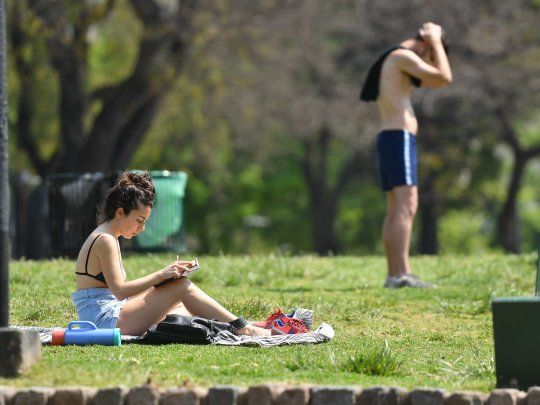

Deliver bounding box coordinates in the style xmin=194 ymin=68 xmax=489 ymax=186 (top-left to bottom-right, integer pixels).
xmin=72 ymin=171 xmax=270 ymax=336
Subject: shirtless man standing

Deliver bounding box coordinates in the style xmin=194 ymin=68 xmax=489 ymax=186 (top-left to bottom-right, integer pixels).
xmin=360 ymin=22 xmax=452 ymax=288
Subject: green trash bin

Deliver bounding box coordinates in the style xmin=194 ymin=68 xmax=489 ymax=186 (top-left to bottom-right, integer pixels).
xmin=127 ymin=171 xmax=188 ymax=253
xmin=492 ymin=248 xmax=540 ymax=390
xmin=492 ymin=296 xmax=540 ymax=390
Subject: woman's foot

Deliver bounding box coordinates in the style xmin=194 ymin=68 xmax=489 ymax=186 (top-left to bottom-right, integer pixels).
xmin=236 ymin=323 xmax=271 ymax=336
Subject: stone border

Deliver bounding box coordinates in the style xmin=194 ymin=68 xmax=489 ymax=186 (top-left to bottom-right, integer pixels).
xmin=0 ymin=384 xmax=536 ymax=405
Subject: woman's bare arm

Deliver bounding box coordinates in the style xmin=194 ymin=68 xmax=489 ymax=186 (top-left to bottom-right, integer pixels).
xmin=95 ymin=234 xmax=188 ymax=300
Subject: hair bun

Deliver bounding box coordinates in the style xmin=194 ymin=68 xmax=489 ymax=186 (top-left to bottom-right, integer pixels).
xmin=120 ymin=171 xmax=155 ymax=195
xmin=98 ymin=171 xmax=155 ymax=224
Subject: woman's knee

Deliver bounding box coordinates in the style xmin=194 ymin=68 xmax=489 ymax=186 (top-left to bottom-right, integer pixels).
xmin=169 ymin=276 xmax=193 ymax=294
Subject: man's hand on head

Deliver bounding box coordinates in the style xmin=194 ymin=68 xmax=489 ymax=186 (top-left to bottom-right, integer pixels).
xmin=418 ymin=22 xmax=443 ymax=44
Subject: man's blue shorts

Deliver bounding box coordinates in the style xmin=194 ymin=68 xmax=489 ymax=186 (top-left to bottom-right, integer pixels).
xmin=376 ymin=129 xmax=418 ymax=192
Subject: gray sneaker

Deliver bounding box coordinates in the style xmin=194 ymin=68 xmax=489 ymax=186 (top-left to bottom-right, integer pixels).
xmin=289 ymin=308 xmax=314 ymax=330
xmin=383 ymin=274 xmax=437 ymax=289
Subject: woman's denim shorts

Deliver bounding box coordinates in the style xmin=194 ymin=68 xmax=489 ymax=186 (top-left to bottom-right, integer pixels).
xmin=71 ymin=288 xmax=127 ymax=329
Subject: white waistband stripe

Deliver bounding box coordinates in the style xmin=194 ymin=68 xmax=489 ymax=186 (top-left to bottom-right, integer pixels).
xmin=404 ymin=131 xmax=412 ymax=185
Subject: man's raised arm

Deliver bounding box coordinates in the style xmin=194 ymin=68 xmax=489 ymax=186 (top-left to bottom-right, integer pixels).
xmin=396 ymin=22 xmax=452 ymax=88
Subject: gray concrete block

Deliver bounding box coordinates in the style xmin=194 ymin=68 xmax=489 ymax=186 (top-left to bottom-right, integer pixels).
xmin=275 ymin=385 xmax=309 ymax=405
xmin=0 ymin=386 xmax=16 ymax=405
xmin=127 ymin=385 xmax=160 ymax=405
xmin=310 ymin=386 xmax=356 ymax=405
xmin=357 ymin=386 xmax=386 ymax=405
xmin=245 ymin=384 xmax=284 ymax=405
xmin=10 ymin=388 xmax=53 ymax=405
xmin=207 ymin=386 xmax=239 ymax=405
xmin=93 ymin=386 xmax=128 ymax=405
xmin=445 ymin=392 xmax=487 ymax=405
xmin=410 ymin=389 xmax=447 ymax=405
xmin=527 ymin=388 xmax=540 ymax=405
xmin=379 ymin=387 xmax=409 ymax=405
xmin=488 ymin=389 xmax=522 ymax=405
xmin=50 ymin=387 xmax=94 ymax=405
xmin=237 ymin=387 xmax=248 ymax=405
xmin=518 ymin=391 xmax=527 ymax=405
xmin=195 ymin=388 xmax=208 ymax=405
xmin=0 ymin=328 xmax=42 ymax=376
xmin=159 ymin=387 xmax=202 ymax=405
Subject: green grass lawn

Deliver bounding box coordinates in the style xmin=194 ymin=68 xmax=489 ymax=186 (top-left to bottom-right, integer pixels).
xmin=1 ymin=253 xmax=536 ymax=390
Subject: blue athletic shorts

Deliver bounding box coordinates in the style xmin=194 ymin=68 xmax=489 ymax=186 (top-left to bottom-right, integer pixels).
xmin=376 ymin=129 xmax=418 ymax=191
xmin=71 ymin=288 xmax=127 ymax=329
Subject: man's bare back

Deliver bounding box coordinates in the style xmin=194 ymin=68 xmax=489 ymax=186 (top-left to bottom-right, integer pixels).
xmin=377 ymin=23 xmax=452 ymax=135
xmin=377 ymin=52 xmax=419 ymax=134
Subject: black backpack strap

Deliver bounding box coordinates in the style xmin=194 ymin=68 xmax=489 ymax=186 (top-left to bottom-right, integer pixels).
xmin=142 ymin=315 xmax=235 ymax=345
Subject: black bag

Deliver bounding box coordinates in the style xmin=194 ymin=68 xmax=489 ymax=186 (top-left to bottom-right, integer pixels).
xmin=141 ymin=314 xmax=235 ymax=345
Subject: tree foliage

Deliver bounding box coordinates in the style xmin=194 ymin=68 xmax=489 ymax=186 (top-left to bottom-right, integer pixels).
xmin=7 ymin=0 xmax=540 ymax=254
xmin=8 ymin=0 xmax=198 ymax=175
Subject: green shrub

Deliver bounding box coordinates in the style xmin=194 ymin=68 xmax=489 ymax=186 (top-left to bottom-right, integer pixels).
xmin=342 ymin=340 xmax=402 ymax=376
xmin=439 ymin=210 xmax=490 ymax=254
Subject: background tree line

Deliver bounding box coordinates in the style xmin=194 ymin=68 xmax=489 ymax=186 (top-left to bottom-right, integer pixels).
xmin=7 ymin=0 xmax=540 ymax=255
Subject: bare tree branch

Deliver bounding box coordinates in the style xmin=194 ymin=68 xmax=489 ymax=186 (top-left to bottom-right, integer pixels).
xmin=524 ymin=144 xmax=540 ymax=160
xmin=111 ymin=96 xmax=161 ymax=170
xmin=494 ymin=106 xmax=522 ymax=153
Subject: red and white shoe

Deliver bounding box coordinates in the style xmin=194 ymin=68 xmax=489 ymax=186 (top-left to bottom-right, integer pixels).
xmin=253 ymin=308 xmax=294 ymax=329
xmin=271 ymin=316 xmax=310 ymax=335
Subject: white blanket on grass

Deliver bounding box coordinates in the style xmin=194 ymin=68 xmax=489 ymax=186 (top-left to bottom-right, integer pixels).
xmin=12 ymin=323 xmax=334 ymax=347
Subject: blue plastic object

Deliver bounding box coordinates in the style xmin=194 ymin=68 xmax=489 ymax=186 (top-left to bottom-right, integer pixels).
xmin=63 ymin=321 xmax=121 ymax=346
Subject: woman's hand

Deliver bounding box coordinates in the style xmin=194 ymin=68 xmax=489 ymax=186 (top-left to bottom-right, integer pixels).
xmin=176 ymin=260 xmax=195 ymax=276
xmin=158 ymin=261 xmax=191 ymax=281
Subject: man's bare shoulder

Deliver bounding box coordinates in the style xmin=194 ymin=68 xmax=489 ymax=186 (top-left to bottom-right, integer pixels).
xmin=387 ymin=48 xmax=418 ymax=63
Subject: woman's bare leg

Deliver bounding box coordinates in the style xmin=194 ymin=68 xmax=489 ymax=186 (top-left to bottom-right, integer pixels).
xmin=168 ymin=302 xmax=192 ymax=317
xmin=167 ymin=302 xmax=267 ymax=336
xmin=116 ymin=277 xmax=269 ymax=336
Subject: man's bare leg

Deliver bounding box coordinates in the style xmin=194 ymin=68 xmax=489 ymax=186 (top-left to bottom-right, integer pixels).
xmin=383 ymin=185 xmax=418 ymax=278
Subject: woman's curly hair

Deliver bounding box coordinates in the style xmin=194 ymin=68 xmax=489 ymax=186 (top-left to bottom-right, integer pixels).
xmin=98 ymin=171 xmax=155 ymax=223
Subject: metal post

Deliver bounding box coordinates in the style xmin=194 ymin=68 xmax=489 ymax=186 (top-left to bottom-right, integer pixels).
xmin=0 ymin=3 xmax=41 ymax=377
xmin=536 ymin=246 xmax=540 ymax=297
xmin=0 ymin=0 xmax=8 ymax=328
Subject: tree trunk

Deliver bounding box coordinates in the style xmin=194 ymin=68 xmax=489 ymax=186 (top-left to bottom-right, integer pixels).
xmin=48 ymin=40 xmax=87 ymax=172
xmin=492 ymin=104 xmax=540 ymax=253
xmin=418 ymin=180 xmax=439 ymax=254
xmin=312 ymin=197 xmax=341 ymax=255
xmin=78 ymin=25 xmax=191 ymax=172
xmin=496 ymin=151 xmax=526 ymax=253
xmin=301 ymin=127 xmax=342 ymax=255
xmin=300 ymin=126 xmax=373 ymax=255
xmin=13 ymin=0 xmax=198 ymax=175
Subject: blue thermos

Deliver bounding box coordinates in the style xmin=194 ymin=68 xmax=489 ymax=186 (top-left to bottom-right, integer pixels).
xmin=52 ymin=321 xmax=121 ymax=346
